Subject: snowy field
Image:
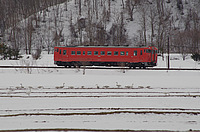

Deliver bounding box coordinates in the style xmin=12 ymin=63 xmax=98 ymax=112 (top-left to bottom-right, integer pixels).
xmin=0 ymin=53 xmax=200 ymax=131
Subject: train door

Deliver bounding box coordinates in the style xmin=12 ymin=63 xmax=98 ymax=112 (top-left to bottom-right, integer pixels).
xmin=62 ymin=49 xmax=67 ymax=61
xmin=152 ymin=50 xmax=156 ymax=62
xmin=59 ymin=48 xmax=62 ymax=61
xmin=139 ymin=49 xmax=143 ymax=62
xmin=132 ymin=50 xmax=137 ymax=62
xmin=150 ymin=48 xmax=157 ymax=62
xmin=54 ymin=47 xmax=59 ymax=62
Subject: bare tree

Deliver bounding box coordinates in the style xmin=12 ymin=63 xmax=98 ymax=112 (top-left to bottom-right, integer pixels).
xmin=109 ymin=11 xmax=127 ymax=46
xmin=27 ymin=18 xmax=34 ymax=54
xmin=107 ymin=0 xmax=111 ymax=21
xmin=95 ymin=0 xmax=98 ymax=20
xmin=126 ymin=0 xmax=137 ymax=21
xmin=86 ymin=0 xmax=93 ymax=45
xmin=138 ymin=4 xmax=148 ymax=46
xmin=79 ymin=0 xmax=82 ymax=16
xmin=64 ymin=1 xmax=68 ymax=11
xmin=121 ymin=0 xmax=125 ymax=9
xmin=148 ymin=4 xmax=158 ymax=45
xmin=155 ymin=0 xmax=172 ymax=54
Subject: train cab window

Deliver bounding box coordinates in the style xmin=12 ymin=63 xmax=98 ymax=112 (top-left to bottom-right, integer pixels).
xmin=114 ymin=51 xmax=118 ymax=56
xmin=59 ymin=50 xmax=62 ymax=54
xmin=55 ymin=49 xmax=57 ymax=52
xmin=146 ymin=49 xmax=151 ymax=53
xmin=83 ymin=51 xmax=85 ymax=55
xmin=101 ymin=51 xmax=105 ymax=55
xmin=140 ymin=50 xmax=143 ymax=55
xmin=77 ymin=51 xmax=81 ymax=55
xmin=94 ymin=51 xmax=98 ymax=55
xmin=71 ymin=51 xmax=75 ymax=55
xmin=57 ymin=49 xmax=59 ymax=52
xmin=134 ymin=51 xmax=137 ymax=56
xmin=120 ymin=51 xmax=125 ymax=56
xmin=87 ymin=51 xmax=92 ymax=55
xmin=107 ymin=51 xmax=112 ymax=56
xmin=63 ymin=50 xmax=66 ymax=55
xmin=144 ymin=49 xmax=145 ymax=53
xmin=126 ymin=51 xmax=128 ymax=56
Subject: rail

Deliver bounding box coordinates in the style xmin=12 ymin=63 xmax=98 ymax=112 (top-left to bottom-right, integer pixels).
xmin=0 ymin=65 xmax=200 ymax=70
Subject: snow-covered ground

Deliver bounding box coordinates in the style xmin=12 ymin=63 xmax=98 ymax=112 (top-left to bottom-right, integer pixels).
xmin=1 ymin=53 xmax=200 ymax=88
xmin=0 ymin=54 xmax=200 ymax=131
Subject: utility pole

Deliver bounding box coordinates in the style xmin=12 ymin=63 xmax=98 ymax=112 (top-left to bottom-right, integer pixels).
xmin=167 ymin=36 xmax=170 ymax=70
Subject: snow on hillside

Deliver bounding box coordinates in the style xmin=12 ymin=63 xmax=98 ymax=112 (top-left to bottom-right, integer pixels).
xmin=5 ymin=0 xmax=200 ymax=51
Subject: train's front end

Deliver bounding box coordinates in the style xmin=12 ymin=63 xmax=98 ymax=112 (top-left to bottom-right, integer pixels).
xmin=54 ymin=46 xmax=63 ymax=66
xmin=145 ymin=46 xmax=158 ymax=67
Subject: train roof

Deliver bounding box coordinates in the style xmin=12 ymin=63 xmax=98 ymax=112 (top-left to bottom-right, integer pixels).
xmin=55 ymin=45 xmax=157 ymax=49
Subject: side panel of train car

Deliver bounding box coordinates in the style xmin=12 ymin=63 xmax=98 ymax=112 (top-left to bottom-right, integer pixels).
xmin=54 ymin=46 xmax=157 ymax=68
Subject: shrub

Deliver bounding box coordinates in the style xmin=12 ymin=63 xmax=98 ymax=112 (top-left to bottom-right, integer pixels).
xmin=32 ymin=48 xmax=41 ymax=60
xmin=0 ymin=43 xmax=20 ymax=60
xmin=191 ymin=53 xmax=200 ymax=61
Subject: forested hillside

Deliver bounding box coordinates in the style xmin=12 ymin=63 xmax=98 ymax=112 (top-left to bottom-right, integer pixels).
xmin=0 ymin=0 xmax=200 ymax=59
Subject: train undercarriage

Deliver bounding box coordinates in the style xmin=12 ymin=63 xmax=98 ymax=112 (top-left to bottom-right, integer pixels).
xmin=55 ymin=61 xmax=157 ymax=69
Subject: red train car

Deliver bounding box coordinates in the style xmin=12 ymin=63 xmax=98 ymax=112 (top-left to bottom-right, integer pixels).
xmin=54 ymin=46 xmax=158 ymax=68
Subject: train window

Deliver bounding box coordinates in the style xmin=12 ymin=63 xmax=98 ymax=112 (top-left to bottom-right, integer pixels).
xmin=134 ymin=51 xmax=137 ymax=56
xmin=140 ymin=50 xmax=142 ymax=55
xmin=87 ymin=51 xmax=92 ymax=55
xmin=114 ymin=51 xmax=118 ymax=56
xmin=83 ymin=51 xmax=85 ymax=55
xmin=63 ymin=50 xmax=66 ymax=55
xmin=94 ymin=51 xmax=98 ymax=55
xmin=55 ymin=49 xmax=57 ymax=52
xmin=126 ymin=51 xmax=128 ymax=56
xmin=71 ymin=51 xmax=75 ymax=55
xmin=144 ymin=49 xmax=145 ymax=53
xmin=101 ymin=51 xmax=105 ymax=55
xmin=107 ymin=51 xmax=112 ymax=56
xmin=146 ymin=49 xmax=151 ymax=53
xmin=59 ymin=50 xmax=62 ymax=54
xmin=57 ymin=49 xmax=59 ymax=52
xmin=120 ymin=51 xmax=125 ymax=56
xmin=77 ymin=51 xmax=81 ymax=55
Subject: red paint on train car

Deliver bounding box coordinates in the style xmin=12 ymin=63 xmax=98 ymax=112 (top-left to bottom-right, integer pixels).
xmin=54 ymin=46 xmax=157 ymax=68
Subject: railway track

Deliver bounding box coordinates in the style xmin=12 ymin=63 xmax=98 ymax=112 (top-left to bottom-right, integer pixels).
xmin=1 ymin=87 xmax=200 ymax=131
xmin=0 ymin=65 xmax=200 ymax=70
xmin=0 ymin=91 xmax=200 ymax=98
xmin=1 ymin=107 xmax=200 ymax=117
xmin=1 ymin=66 xmax=200 ymax=131
xmin=1 ymin=87 xmax=200 ymax=98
